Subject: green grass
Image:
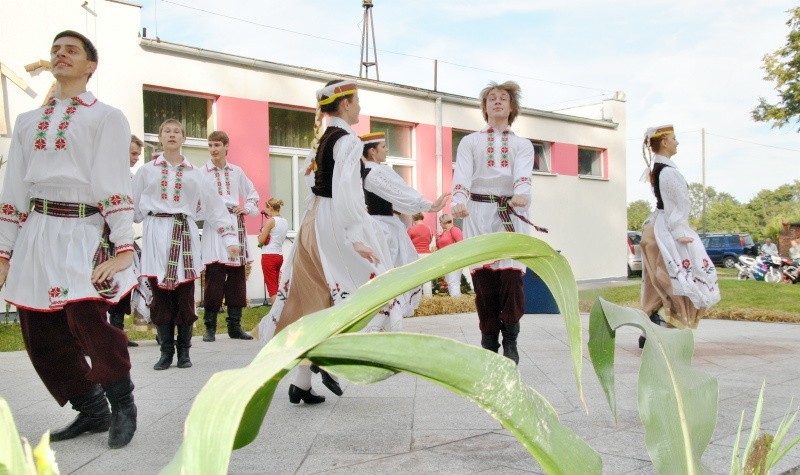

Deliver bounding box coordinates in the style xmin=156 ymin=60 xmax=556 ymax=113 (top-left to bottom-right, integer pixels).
xmin=578 ymin=279 xmax=800 ymax=322
xmin=0 ymin=306 xmax=272 ymax=352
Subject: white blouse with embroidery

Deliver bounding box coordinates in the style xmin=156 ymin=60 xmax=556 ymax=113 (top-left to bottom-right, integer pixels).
xmin=0 ymin=92 xmax=137 ymax=310
xmin=133 ymin=155 xmax=237 ymax=286
xmin=200 ymin=160 xmax=259 ymax=266
xmin=652 ymin=155 xmax=693 ymax=240
xmin=362 ymin=161 xmax=432 ymax=214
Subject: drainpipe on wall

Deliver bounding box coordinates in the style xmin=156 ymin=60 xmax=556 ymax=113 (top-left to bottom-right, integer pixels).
xmin=435 ymin=96 xmax=443 ymax=198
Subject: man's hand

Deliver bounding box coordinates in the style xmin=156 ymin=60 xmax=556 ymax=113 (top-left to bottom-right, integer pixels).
xmin=231 ymin=206 xmax=247 ymax=216
xmin=227 ymin=245 xmax=241 ymax=260
xmin=92 ymin=252 xmax=133 ymax=284
xmin=429 ymin=193 xmax=451 ymax=213
xmin=677 ymin=237 xmax=694 ymax=244
xmin=0 ymin=259 xmax=9 ymax=288
xmin=353 ymin=242 xmax=380 ymax=264
xmin=509 ymin=194 xmax=529 ymax=209
xmin=452 ymin=203 xmax=468 ymax=218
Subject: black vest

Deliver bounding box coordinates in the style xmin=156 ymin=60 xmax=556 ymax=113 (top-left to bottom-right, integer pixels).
xmin=361 ymin=167 xmax=394 ymax=216
xmin=311 ymin=127 xmax=350 ymax=198
xmin=652 ymin=162 xmax=669 ymax=210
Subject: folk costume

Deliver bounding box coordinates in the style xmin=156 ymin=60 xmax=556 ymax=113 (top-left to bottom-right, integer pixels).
xmin=452 ymin=124 xmax=535 ymax=364
xmin=361 ymin=132 xmax=431 ymax=327
xmin=0 ymin=91 xmax=138 ymax=446
xmin=640 ymin=125 xmax=720 ymax=330
xmin=255 ymin=80 xmax=393 ymax=403
xmin=133 ymin=154 xmax=237 ymax=369
xmin=200 ymin=160 xmax=259 ymax=341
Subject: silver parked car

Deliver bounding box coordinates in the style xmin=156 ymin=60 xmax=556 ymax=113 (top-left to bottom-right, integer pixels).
xmin=627 ymin=230 xmax=642 ymax=276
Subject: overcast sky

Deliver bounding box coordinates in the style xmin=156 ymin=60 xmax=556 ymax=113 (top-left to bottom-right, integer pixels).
xmin=140 ymin=0 xmax=799 ymax=204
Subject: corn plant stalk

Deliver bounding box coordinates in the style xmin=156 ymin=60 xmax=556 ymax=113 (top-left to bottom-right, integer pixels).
xmin=162 ymin=233 xmax=587 ymax=474
xmin=730 ymin=382 xmax=800 ymax=475
xmin=0 ymin=397 xmax=59 ymax=475
xmin=306 ymin=332 xmax=602 ymax=473
xmin=588 ymin=298 xmax=718 ymax=475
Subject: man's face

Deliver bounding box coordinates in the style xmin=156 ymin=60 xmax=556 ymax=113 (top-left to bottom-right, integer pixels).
xmin=129 ymin=142 xmax=142 ymax=167
xmin=50 ymin=36 xmax=96 ymax=81
xmin=208 ymin=140 xmax=229 ymax=161
xmin=485 ymin=89 xmax=511 ymax=122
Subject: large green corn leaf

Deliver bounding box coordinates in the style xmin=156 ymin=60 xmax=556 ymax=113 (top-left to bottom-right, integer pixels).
xmin=306 ymin=332 xmax=602 ymax=474
xmin=588 ymin=298 xmax=718 ymax=475
xmin=162 ymin=233 xmax=583 ymax=474
xmin=0 ymin=397 xmax=32 ymax=475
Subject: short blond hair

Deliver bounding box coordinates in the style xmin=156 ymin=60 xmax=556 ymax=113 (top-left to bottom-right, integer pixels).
xmin=158 ymin=118 xmax=185 ymax=137
xmin=479 ymin=81 xmax=522 ymax=125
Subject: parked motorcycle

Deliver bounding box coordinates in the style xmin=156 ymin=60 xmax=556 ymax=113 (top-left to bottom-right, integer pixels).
xmin=735 ymin=254 xmax=783 ymax=283
xmin=780 ymin=257 xmax=800 ymax=284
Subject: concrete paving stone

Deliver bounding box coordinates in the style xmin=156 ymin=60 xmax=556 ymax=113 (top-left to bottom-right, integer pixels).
xmin=410 ymin=429 xmax=493 ymax=450
xmin=311 ymin=429 xmax=412 ymax=454
xmin=295 ymin=453 xmax=397 ymax=475
xmin=3 ymin=312 xmax=800 ymax=473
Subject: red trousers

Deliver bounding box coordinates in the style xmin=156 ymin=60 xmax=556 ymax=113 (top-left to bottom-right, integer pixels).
xmin=203 ymin=263 xmax=247 ymax=312
xmin=472 ymin=268 xmax=525 ymax=335
xmin=261 ymin=253 xmax=283 ymax=297
xmin=149 ymin=278 xmax=197 ymax=326
xmin=19 ymin=300 xmax=131 ymax=406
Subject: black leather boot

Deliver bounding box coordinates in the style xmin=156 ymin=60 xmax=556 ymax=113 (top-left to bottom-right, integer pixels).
xmin=153 ymin=324 xmax=174 ymax=370
xmin=288 ymin=384 xmax=325 ymax=404
xmin=480 ymin=334 xmax=500 ymax=353
xmin=202 ymin=310 xmax=217 ymax=342
xmin=50 ymin=385 xmax=111 ymax=441
xmin=639 ymin=311 xmax=664 ymax=349
xmin=103 ymin=374 xmax=137 ymax=449
xmin=226 ymin=307 xmax=252 ymax=340
xmin=500 ymin=321 xmax=520 ymax=365
xmin=176 ymin=324 xmax=193 ymax=369
xmin=109 ymin=312 xmax=138 ymax=347
xmin=310 ymin=365 xmax=343 ymax=396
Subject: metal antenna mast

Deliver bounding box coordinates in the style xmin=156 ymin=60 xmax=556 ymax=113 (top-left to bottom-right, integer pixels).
xmin=359 ymin=0 xmax=379 ymax=80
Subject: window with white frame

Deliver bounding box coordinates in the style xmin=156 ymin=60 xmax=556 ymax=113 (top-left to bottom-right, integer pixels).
xmin=142 ymin=89 xmax=211 ymax=167
xmin=530 ymin=140 xmax=552 ymax=173
xmin=268 ymin=148 xmax=311 ymax=232
xmin=578 ymin=147 xmax=604 ymax=177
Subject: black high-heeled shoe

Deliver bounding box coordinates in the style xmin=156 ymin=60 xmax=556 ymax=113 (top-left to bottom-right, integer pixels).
xmin=310 ymin=365 xmax=343 ymax=396
xmin=288 ymin=384 xmax=326 ymax=404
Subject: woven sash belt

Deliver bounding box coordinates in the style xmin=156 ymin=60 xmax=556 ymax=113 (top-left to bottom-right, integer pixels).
xmin=32 ymin=198 xmax=120 ymax=298
xmin=149 ymin=212 xmax=195 ymax=290
xmin=227 ymin=205 xmax=247 ymax=267
xmin=469 ymin=193 xmax=548 ymax=233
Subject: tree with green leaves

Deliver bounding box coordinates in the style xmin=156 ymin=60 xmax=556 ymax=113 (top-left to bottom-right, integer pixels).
xmin=627 ymin=200 xmax=652 ymax=231
xmin=752 ymin=7 xmax=800 ymax=130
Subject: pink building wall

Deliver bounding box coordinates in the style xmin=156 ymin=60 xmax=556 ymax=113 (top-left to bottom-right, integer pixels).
xmin=215 ymin=96 xmax=270 ymax=234
xmin=551 ymin=143 xmax=578 ymax=176
xmin=415 ymin=124 xmax=441 ymax=231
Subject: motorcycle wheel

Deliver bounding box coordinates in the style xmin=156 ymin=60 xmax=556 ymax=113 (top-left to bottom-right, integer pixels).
xmin=737 ymin=270 xmax=749 ymax=280
xmin=765 ymin=268 xmax=782 ymax=283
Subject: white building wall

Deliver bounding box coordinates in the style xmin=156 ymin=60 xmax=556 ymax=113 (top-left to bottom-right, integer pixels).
xmin=1 ymin=0 xmax=629 ymax=309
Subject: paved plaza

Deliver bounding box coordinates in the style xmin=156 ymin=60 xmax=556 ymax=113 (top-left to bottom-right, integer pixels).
xmin=2 ymin=311 xmax=800 ymax=474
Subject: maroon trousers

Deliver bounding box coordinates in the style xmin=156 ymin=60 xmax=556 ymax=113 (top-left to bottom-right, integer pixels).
xmin=149 ymin=278 xmax=197 ymax=326
xmin=19 ymin=300 xmax=131 ymax=406
xmin=472 ymin=268 xmax=525 ymax=335
xmin=108 ymin=292 xmax=131 ymax=316
xmin=203 ymin=263 xmax=247 ymax=313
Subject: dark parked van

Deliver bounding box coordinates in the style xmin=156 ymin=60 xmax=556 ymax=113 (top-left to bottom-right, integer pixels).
xmin=699 ymin=233 xmax=757 ymax=268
